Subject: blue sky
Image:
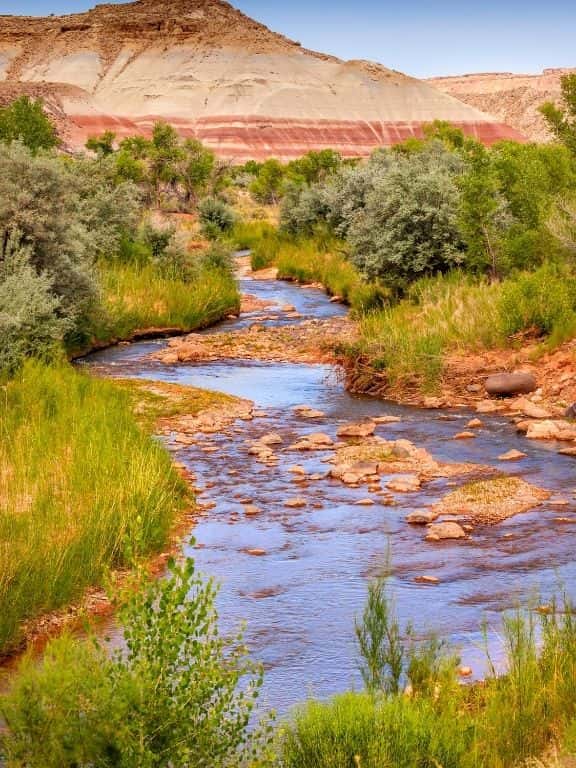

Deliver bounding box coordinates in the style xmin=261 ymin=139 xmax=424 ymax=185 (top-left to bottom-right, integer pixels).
xmin=3 ymin=0 xmax=575 ymax=78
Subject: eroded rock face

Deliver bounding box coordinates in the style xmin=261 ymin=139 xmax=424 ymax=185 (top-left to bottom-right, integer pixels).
xmin=0 ymin=0 xmax=524 ymax=156
xmin=429 ymin=69 xmax=575 ymax=143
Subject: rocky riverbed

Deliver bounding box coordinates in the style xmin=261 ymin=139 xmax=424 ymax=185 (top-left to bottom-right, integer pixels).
xmin=83 ymin=254 xmax=576 ymax=712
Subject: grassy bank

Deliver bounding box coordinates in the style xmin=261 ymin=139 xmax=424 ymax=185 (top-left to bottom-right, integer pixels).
xmin=239 ymin=225 xmax=387 ymax=313
xmin=281 ymin=592 xmax=576 ymax=768
xmin=353 ymin=264 xmax=576 ymax=393
xmin=71 ymin=259 xmax=240 ymax=354
xmin=0 ymin=362 xmax=194 ymax=654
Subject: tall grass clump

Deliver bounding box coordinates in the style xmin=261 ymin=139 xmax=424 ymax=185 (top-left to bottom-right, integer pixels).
xmin=498 ymin=263 xmax=576 ymax=346
xmin=358 ymin=272 xmax=502 ymax=391
xmin=231 ymin=219 xmax=277 ymax=251
xmin=281 ymin=581 xmax=576 ymax=768
xmin=0 ymin=361 xmax=188 ymax=653
xmin=275 ymin=237 xmax=387 ymax=314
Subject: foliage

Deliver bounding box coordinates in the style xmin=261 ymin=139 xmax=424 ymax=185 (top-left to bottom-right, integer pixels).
xmin=0 ymin=143 xmax=140 ymax=333
xmin=0 ymin=558 xmax=274 ymax=767
xmin=198 ymin=196 xmax=236 ymax=239
xmin=250 ymin=159 xmax=285 ymax=204
xmin=498 ymin=263 xmax=576 ymax=342
xmin=86 ymin=130 xmax=116 ymax=157
xmin=347 ymin=147 xmax=466 ymax=290
xmin=0 ymin=361 xmax=188 ymax=652
xmin=286 ymin=149 xmax=342 ymax=185
xmin=0 ymin=96 xmax=59 ymax=153
xmin=0 ymin=236 xmax=68 ymax=375
xmin=540 ymin=73 xmax=576 ymax=154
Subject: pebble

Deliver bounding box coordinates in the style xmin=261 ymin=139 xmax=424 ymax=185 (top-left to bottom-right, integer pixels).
xmin=454 ymin=431 xmax=476 ymax=440
xmin=246 ymin=549 xmax=267 ymax=557
xmin=354 ymin=498 xmax=375 ymax=506
xmin=284 ymin=498 xmax=307 ymax=508
xmin=414 ymin=575 xmax=440 ymax=585
xmin=243 ymin=505 xmax=261 ymax=517
xmin=498 ymin=449 xmax=528 ymax=461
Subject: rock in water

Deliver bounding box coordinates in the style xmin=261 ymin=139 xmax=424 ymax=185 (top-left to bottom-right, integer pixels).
xmin=425 ymin=522 xmax=467 ymax=542
xmin=485 ymin=373 xmax=537 ymax=397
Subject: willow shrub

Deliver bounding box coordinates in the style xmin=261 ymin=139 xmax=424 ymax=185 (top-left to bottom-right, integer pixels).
xmin=0 ymin=559 xmax=275 ymax=767
xmin=0 ymin=361 xmax=188 ymax=652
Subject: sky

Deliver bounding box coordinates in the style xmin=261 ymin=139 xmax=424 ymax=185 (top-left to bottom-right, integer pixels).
xmin=2 ymin=0 xmax=575 ymax=79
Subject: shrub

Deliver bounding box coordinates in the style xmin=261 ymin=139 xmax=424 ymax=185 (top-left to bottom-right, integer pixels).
xmin=0 ymin=237 xmax=68 ymax=375
xmin=199 ymin=197 xmax=236 ymax=239
xmin=0 ymin=558 xmax=274 ymax=766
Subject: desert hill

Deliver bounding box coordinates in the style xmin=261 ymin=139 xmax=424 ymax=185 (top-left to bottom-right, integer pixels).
xmin=429 ymin=68 xmax=575 ymax=144
xmin=0 ymin=0 xmax=524 ymax=158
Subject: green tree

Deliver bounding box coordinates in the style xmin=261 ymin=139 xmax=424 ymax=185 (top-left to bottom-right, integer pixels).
xmin=458 ymin=146 xmax=513 ymax=279
xmin=149 ymin=122 xmax=184 ymax=202
xmin=250 ymin=159 xmax=285 ymax=204
xmin=85 ymin=130 xmax=116 ymax=157
xmin=540 ymin=73 xmax=576 ymax=154
xmin=0 ymin=96 xmax=59 ymax=153
xmin=181 ymin=138 xmax=216 ymax=204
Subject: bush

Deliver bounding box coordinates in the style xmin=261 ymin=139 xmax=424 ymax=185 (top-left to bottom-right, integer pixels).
xmin=498 ymin=264 xmax=576 ymax=341
xmin=198 ymin=197 xmax=236 ymax=239
xmin=0 ymin=237 xmax=68 ymax=375
xmin=0 ymin=558 xmax=274 ymax=766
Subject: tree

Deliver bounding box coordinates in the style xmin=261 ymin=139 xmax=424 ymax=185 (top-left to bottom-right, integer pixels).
xmin=249 ymin=159 xmax=285 ymax=204
xmin=0 ymin=96 xmax=60 ymax=153
xmin=540 ymin=74 xmax=576 ymax=154
xmin=181 ymin=138 xmax=216 ymax=204
xmin=347 ymin=149 xmax=466 ymax=291
xmin=458 ymin=146 xmax=513 ymax=279
xmin=85 ymin=130 xmax=116 ymax=157
xmin=149 ymin=122 xmax=184 ymax=201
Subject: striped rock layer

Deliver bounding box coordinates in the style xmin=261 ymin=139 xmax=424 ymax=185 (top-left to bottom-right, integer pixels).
xmin=0 ymin=0 xmax=525 ymax=158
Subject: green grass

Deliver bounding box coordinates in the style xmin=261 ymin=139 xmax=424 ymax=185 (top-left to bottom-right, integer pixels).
xmin=71 ymin=260 xmax=240 ymax=354
xmin=281 ymin=599 xmax=576 ymax=768
xmin=274 ymin=237 xmax=387 ymax=314
xmin=357 ymin=272 xmax=502 ymax=391
xmin=230 ymin=219 xmax=278 ymax=251
xmin=0 ymin=361 xmax=191 ymax=654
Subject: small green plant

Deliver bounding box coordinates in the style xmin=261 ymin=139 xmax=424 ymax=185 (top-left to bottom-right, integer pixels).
xmin=355 ymin=577 xmax=404 ymax=695
xmin=0 ymin=557 xmax=275 ymax=766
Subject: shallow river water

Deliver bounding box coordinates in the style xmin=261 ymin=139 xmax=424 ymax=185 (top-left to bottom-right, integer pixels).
xmin=85 ymin=258 xmax=576 ymax=714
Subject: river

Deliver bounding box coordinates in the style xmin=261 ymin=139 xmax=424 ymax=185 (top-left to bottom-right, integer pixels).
xmin=84 ymin=255 xmax=576 ymax=714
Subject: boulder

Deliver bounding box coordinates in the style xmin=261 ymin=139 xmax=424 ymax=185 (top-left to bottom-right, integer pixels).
xmin=373 ymin=415 xmax=402 ymax=424
xmin=485 ymin=372 xmax=537 ymax=397
xmin=476 ymin=400 xmax=501 ymax=414
xmin=243 ymin=505 xmax=261 ymax=517
xmin=414 ymin=575 xmax=440 ymax=585
xmin=354 ymin=498 xmax=375 ymax=506
xmin=509 ymin=397 xmax=552 ymax=419
xmin=259 ymin=432 xmax=283 ymax=445
xmin=467 ymin=418 xmax=483 ymax=429
xmin=337 ymin=421 xmax=376 ymax=439
xmin=306 ymin=432 xmax=334 ymax=447
xmin=526 ymin=420 xmax=576 ymax=441
xmin=425 ymin=522 xmax=467 ymax=542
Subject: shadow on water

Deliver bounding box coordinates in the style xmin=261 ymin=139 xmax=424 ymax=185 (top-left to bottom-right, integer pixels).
xmin=83 ymin=258 xmax=576 ymax=712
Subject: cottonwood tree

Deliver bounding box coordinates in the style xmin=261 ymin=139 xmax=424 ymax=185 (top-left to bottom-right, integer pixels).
xmin=540 ymin=73 xmax=576 ymax=154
